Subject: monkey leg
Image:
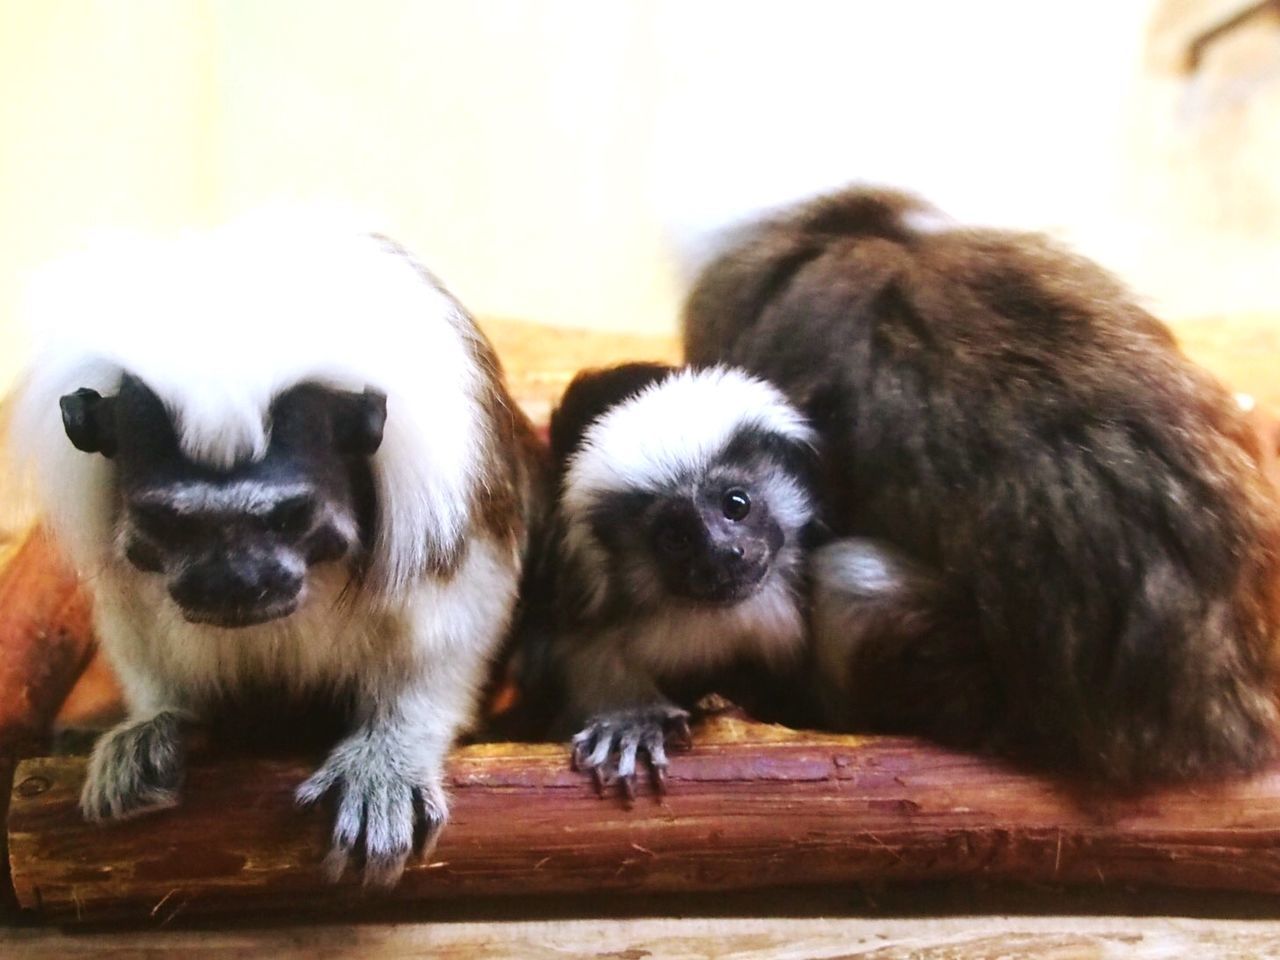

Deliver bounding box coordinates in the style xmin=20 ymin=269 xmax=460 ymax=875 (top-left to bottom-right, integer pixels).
xmin=810 ymin=538 xmax=997 ymax=748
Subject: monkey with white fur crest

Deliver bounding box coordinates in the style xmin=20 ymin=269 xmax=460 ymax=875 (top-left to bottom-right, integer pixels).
xmin=8 ymin=218 xmax=546 ymax=887
xmin=521 ymin=363 xmax=817 ymax=797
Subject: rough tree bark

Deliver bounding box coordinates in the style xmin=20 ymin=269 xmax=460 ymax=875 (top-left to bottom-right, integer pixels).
xmin=8 ymin=714 xmax=1280 ymax=925
xmin=0 ymin=527 xmax=94 ymax=918
xmin=0 ymin=528 xmax=94 ymax=757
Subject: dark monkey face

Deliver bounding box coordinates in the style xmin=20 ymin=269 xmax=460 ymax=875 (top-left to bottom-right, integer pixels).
xmin=588 ymin=470 xmax=788 ymax=607
xmin=648 ymin=482 xmax=785 ymax=603
xmin=60 ymin=375 xmax=386 ymax=628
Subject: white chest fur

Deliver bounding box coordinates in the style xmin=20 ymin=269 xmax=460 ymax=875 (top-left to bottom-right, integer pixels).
xmin=625 ymin=573 xmax=806 ymax=680
xmin=93 ymin=537 xmax=520 ymax=714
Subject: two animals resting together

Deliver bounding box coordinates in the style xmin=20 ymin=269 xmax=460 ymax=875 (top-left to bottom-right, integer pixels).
xmin=9 ymin=190 xmax=1279 ymax=888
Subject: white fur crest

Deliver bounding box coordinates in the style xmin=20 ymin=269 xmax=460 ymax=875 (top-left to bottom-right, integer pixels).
xmin=559 ymin=365 xmax=812 ymax=615
xmin=563 ymin=365 xmax=812 ymax=507
xmin=7 ymin=214 xmax=486 ymax=598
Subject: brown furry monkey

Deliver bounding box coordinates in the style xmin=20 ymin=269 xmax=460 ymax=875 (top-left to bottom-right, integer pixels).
xmin=684 ymin=187 xmax=1280 ymax=785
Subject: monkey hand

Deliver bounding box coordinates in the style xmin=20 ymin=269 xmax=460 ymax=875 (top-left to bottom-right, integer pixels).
xmin=295 ymin=730 xmax=447 ymax=889
xmin=571 ymin=704 xmax=692 ymax=801
xmin=80 ymin=711 xmax=188 ymax=822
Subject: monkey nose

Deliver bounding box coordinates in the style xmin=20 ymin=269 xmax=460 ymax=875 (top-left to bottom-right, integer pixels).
xmin=715 ymin=541 xmax=756 ymax=568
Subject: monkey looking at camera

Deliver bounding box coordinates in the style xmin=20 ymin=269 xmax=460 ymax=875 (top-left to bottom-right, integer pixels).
xmin=684 ymin=187 xmax=1280 ymax=785
xmin=8 ymin=218 xmax=546 ymax=886
xmin=522 ymin=363 xmax=817 ymax=796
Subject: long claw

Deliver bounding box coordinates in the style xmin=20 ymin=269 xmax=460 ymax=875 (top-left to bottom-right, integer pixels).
xmin=671 ymin=715 xmax=693 ymax=750
xmin=570 ymin=706 xmax=692 ymax=802
xmin=586 ymin=729 xmax=614 ymax=770
xmin=651 ymin=763 xmax=668 ymax=794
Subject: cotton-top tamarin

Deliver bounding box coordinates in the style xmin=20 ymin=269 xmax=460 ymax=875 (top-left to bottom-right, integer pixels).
xmin=683 ymin=187 xmax=1280 ymax=785
xmin=523 ymin=362 xmax=817 ymax=796
xmin=8 ymin=217 xmax=546 ymax=885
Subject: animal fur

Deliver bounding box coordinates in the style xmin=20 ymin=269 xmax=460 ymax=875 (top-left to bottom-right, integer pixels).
xmin=683 ymin=186 xmax=1280 ymax=784
xmin=524 ymin=363 xmax=816 ymax=793
xmin=8 ymin=215 xmax=546 ymax=884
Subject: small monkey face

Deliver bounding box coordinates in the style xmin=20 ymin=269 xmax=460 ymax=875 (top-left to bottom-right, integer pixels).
xmin=61 ymin=376 xmax=385 ymax=629
xmin=124 ymin=480 xmax=346 ymax=627
xmin=644 ymin=481 xmax=786 ymax=604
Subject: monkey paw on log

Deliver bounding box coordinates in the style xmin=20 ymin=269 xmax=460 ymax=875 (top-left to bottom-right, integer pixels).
xmin=5 ymin=217 xmax=549 ymax=888
xmin=511 ymin=364 xmax=820 ymax=797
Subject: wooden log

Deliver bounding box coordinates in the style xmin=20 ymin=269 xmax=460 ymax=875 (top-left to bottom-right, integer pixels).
xmin=9 ymin=714 xmax=1280 ymax=924
xmin=0 ymin=527 xmax=94 ymax=758
xmin=0 ymin=526 xmax=95 ymax=918
xmin=0 ymin=755 xmax=17 ymax=918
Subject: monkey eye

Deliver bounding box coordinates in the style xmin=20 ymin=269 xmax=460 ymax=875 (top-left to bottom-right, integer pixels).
xmin=721 ymin=489 xmax=752 ymax=522
xmin=130 ymin=501 xmax=198 ymax=542
xmin=266 ymin=496 xmax=316 ymax=537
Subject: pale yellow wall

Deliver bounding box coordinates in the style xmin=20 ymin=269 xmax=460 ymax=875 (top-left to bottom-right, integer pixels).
xmin=2 ymin=0 xmax=1275 ymax=400
xmin=0 ymin=0 xmax=687 ymax=398
xmin=0 ymin=0 xmax=223 ymax=391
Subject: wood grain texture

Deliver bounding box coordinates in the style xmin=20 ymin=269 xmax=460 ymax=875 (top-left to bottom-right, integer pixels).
xmin=9 ymin=714 xmax=1280 ymax=925
xmin=0 ymin=528 xmax=93 ymax=758
xmin=7 ymin=915 xmax=1280 ymax=960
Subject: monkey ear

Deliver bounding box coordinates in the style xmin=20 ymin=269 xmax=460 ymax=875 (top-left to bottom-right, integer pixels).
xmin=59 ymin=388 xmax=118 ymax=457
xmin=550 ymin=362 xmax=675 ymax=466
xmin=330 ymin=388 xmax=388 ymax=456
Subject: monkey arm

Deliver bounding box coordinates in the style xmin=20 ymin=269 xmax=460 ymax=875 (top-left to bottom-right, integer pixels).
xmin=78 ymin=588 xmax=198 ymax=821
xmin=562 ymin=628 xmax=673 ymax=718
xmin=294 ymin=679 xmax=458 ymax=889
xmin=561 ymin=630 xmax=692 ymax=800
xmin=296 ymin=538 xmax=518 ymax=888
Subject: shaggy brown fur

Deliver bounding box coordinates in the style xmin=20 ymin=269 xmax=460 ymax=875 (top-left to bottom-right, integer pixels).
xmin=683 ymin=187 xmax=1280 ymax=785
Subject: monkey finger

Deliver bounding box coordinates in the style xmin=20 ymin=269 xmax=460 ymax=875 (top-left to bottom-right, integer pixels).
xmin=584 ymin=727 xmax=616 ymax=771
xmin=649 ymin=762 xmax=668 ymax=794
xmin=618 ymin=773 xmax=636 ymax=802
xmin=295 ymin=765 xmax=340 ymax=807
xmin=322 ymin=845 xmax=352 ymax=884
xmin=642 ymin=727 xmax=670 ymax=772
xmin=363 ymin=852 xmax=409 ymax=891
xmin=361 ymin=783 xmax=414 ymax=890
xmin=412 ymin=784 xmax=448 ymax=861
xmin=570 ymin=731 xmax=597 ymax=771
xmin=418 ymin=816 xmax=445 ymax=864
xmin=591 ymin=764 xmax=609 ymax=797
xmin=668 ymin=715 xmax=693 ymax=751
xmin=615 ymin=727 xmax=642 ymax=780
xmin=325 ymin=787 xmax=366 ymax=883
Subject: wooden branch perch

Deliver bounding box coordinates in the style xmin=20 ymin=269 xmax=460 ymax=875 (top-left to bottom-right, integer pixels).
xmin=0 ymin=528 xmax=93 ymax=758
xmin=9 ymin=715 xmax=1280 ymax=924
xmin=0 ymin=527 xmax=94 ymax=918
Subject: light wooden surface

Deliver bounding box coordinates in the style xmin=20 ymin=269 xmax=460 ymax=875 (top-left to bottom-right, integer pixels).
xmin=6 ymin=915 xmax=1280 ymax=959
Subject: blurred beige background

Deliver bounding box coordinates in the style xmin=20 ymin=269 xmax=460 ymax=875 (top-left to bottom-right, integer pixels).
xmin=0 ymin=0 xmax=1277 ymax=398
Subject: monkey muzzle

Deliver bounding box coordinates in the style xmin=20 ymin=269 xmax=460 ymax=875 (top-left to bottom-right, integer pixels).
xmin=169 ymin=552 xmax=304 ymax=628
xmin=679 ymin=544 xmax=771 ymax=605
